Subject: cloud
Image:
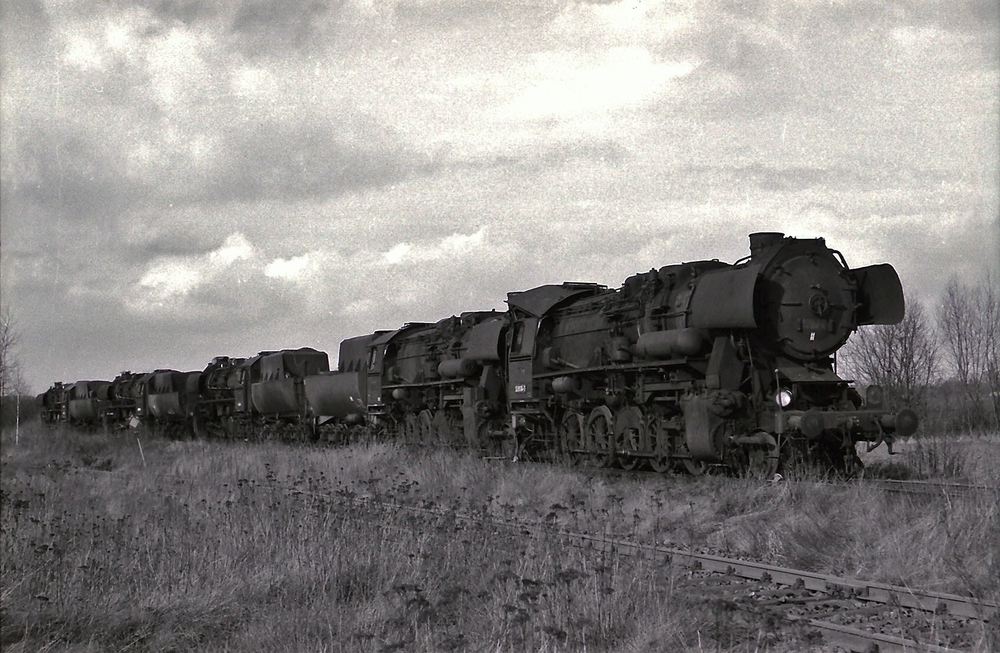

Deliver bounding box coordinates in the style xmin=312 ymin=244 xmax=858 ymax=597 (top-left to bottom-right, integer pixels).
xmin=265 ymin=253 xmax=314 ymax=281
xmin=148 ymin=0 xmax=220 ymax=25
xmin=126 ymin=226 xmax=228 ymax=260
xmin=205 ymin=115 xmax=424 ymax=202
xmin=137 ymin=260 xmax=202 ymax=298
xmin=504 ymin=47 xmax=695 ymax=121
xmin=130 ymin=232 xmax=256 ymax=312
xmin=3 ymin=105 xmax=426 ymax=227
xmin=5 ymin=124 xmax=148 ymax=221
xmin=381 ymin=228 xmax=487 ymax=265
xmin=209 ymin=232 xmax=254 ymax=264
xmin=229 ymin=0 xmax=346 ymax=56
xmin=145 ymin=25 xmax=214 ymax=107
xmin=547 ymin=0 xmax=690 ymax=48
xmin=2 ymin=3 xmax=430 ymax=223
xmin=1 ymin=0 xmax=995 ymax=395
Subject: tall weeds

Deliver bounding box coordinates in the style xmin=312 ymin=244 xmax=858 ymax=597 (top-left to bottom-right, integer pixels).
xmin=2 ymin=424 xmax=997 ymax=651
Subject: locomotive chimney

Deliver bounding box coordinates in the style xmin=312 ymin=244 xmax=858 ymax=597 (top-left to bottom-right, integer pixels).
xmin=749 ymin=232 xmax=784 ymax=256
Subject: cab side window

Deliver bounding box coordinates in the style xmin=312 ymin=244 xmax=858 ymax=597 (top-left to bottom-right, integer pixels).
xmin=511 ymin=322 xmax=525 ymax=354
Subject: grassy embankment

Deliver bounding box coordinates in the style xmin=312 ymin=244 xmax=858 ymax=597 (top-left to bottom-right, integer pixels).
xmin=2 ymin=425 xmax=998 ymax=652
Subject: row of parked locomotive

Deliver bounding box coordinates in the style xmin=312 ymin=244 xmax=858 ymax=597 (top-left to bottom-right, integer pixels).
xmin=39 ymin=233 xmax=919 ymax=476
xmin=38 ymin=349 xmax=331 ymax=441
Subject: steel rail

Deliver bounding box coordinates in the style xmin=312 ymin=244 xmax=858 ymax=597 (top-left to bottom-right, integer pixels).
xmin=513 ymin=529 xmax=993 ymax=653
xmin=79 ymin=467 xmax=996 ymax=620
xmin=380 ymin=502 xmax=992 ymax=652
xmin=272 ymin=484 xmax=997 ymax=625
xmin=553 ymin=531 xmax=995 ymax=619
xmin=789 ymin=618 xmax=963 ymax=653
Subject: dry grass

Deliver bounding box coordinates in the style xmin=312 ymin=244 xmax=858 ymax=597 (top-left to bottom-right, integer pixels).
xmin=2 ymin=424 xmax=998 ymax=651
xmin=860 ymin=432 xmax=1000 ymax=483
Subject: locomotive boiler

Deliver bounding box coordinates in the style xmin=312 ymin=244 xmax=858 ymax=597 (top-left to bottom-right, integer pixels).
xmin=65 ymin=380 xmax=113 ymax=428
xmin=144 ymin=370 xmax=202 ymax=437
xmin=250 ymin=348 xmax=330 ymax=438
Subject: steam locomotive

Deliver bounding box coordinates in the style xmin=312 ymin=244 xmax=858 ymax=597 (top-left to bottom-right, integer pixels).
xmin=38 ymin=232 xmax=918 ymax=476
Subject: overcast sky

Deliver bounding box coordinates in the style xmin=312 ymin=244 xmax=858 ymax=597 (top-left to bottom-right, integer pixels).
xmin=2 ymin=0 xmax=997 ymax=394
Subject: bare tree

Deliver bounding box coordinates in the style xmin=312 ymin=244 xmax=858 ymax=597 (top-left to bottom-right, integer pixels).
xmin=841 ymin=296 xmax=938 ymax=412
xmin=1 ymin=303 xmax=30 ymax=429
xmin=980 ymin=273 xmax=1000 ymax=428
xmin=0 ymin=304 xmax=26 ymax=398
xmin=937 ymin=274 xmax=1000 ymax=431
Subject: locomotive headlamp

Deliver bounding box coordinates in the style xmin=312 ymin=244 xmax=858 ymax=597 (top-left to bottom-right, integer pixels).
xmin=866 ymin=385 xmax=885 ymax=408
xmin=775 ymin=388 xmax=793 ymax=408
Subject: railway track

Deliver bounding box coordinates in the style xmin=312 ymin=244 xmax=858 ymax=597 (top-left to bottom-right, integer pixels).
xmin=276 ymin=483 xmax=996 ymax=652
xmin=73 ymin=466 xmax=998 ymax=651
xmin=867 ymin=478 xmax=1000 ymax=500
xmin=572 ymin=534 xmax=995 ymax=653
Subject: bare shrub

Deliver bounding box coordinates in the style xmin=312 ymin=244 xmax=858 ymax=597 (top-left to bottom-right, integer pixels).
xmin=938 ymin=274 xmax=1000 ymax=432
xmin=0 ymin=304 xmax=25 ymax=399
xmin=840 ymin=296 xmax=938 ymax=413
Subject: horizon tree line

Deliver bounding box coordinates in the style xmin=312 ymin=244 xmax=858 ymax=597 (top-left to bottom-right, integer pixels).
xmin=841 ymin=272 xmax=999 ymax=434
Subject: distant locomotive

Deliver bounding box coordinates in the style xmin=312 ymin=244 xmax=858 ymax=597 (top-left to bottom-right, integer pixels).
xmin=38 ymin=382 xmax=67 ymax=425
xmin=192 ymin=348 xmax=329 ymax=439
xmin=41 ymin=348 xmax=330 ymax=440
xmin=39 ymin=232 xmax=917 ymax=476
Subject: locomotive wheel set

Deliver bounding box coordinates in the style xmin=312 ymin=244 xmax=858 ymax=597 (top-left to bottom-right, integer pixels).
xmin=38 ymin=233 xmax=919 ymax=477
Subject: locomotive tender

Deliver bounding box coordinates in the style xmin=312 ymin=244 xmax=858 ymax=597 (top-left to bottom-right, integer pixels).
xmin=39 ymin=232 xmax=917 ymax=476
